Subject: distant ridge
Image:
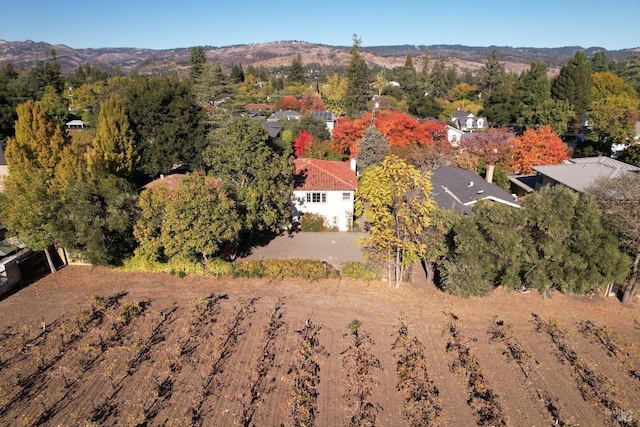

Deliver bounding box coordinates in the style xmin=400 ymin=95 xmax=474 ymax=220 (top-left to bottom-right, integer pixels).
xmin=0 ymin=39 xmax=637 ymax=76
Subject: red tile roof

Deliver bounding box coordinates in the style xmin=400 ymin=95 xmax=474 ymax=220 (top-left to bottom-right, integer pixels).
xmin=294 ymin=158 xmax=358 ymax=191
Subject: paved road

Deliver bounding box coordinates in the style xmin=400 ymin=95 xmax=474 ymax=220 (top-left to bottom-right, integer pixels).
xmin=243 ymin=232 xmax=366 ymax=267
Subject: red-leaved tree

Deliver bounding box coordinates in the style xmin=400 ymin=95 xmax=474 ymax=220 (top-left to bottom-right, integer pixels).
xmin=299 ymin=92 xmax=325 ymax=113
xmin=294 ymin=130 xmax=314 ymax=157
xmin=460 ymin=127 xmax=515 ymax=182
xmin=512 ymin=125 xmax=570 ymax=174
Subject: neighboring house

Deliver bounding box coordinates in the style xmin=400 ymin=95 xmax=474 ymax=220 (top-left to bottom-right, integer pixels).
xmin=311 ymin=111 xmax=337 ymax=135
xmin=292 ymin=158 xmax=358 ymax=231
xmin=66 ymin=119 xmax=85 ymax=129
xmin=266 ymin=110 xmax=337 ymax=135
xmin=450 ymin=109 xmax=489 ymax=132
xmin=531 ymin=156 xmax=640 ymax=193
xmin=261 ymin=121 xmax=281 ymax=139
xmin=446 ymin=125 xmax=464 ymax=147
xmin=267 ymin=110 xmax=301 ymax=122
xmin=430 ymin=166 xmax=520 ymax=214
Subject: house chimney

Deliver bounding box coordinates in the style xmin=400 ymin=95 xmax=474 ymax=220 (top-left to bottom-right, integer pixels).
xmin=485 ymin=164 xmax=495 ymax=184
xmin=349 ymin=157 xmax=357 ymax=172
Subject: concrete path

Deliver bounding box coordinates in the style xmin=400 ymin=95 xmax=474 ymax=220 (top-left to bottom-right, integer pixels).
xmin=243 ymin=232 xmax=366 ymax=267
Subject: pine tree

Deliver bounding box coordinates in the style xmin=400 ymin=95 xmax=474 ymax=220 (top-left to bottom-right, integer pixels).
xmin=288 ymin=53 xmax=306 ymax=85
xmin=344 ymin=34 xmax=371 ymax=116
xmin=189 ymin=46 xmax=207 ymax=81
xmin=551 ymin=51 xmax=592 ymax=115
xmin=478 ymin=50 xmax=506 ymax=99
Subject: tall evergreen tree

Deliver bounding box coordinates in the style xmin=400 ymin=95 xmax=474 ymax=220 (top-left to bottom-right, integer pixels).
xmin=356 ymin=125 xmax=388 ymax=172
xmin=551 ymin=51 xmax=592 ymax=115
xmin=189 ymin=46 xmax=208 ymax=81
xmin=125 ymin=74 xmax=207 ymax=179
xmin=344 ymin=34 xmax=371 ymax=117
xmin=288 ymin=53 xmax=306 ymax=85
xmin=230 ymin=64 xmax=245 ymax=83
xmin=478 ymin=50 xmax=506 ymax=99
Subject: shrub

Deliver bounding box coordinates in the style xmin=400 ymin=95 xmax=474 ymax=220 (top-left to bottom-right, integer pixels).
xmin=299 ymin=213 xmax=337 ymax=232
xmin=341 ymin=262 xmax=378 ymax=281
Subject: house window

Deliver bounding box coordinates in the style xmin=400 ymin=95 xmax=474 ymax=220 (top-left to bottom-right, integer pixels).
xmin=342 ymin=192 xmax=351 ymax=201
xmin=477 ymin=119 xmax=484 ymax=127
xmin=306 ymin=192 xmax=326 ymax=203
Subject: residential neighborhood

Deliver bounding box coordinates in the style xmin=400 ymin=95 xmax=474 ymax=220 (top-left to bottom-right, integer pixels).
xmin=0 ymin=23 xmax=639 ymax=425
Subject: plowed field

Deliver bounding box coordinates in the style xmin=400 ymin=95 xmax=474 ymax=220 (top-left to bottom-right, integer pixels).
xmin=0 ymin=266 xmax=638 ymax=426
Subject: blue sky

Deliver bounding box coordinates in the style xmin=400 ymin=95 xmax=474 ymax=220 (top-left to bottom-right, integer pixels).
xmin=3 ymin=0 xmax=639 ymax=50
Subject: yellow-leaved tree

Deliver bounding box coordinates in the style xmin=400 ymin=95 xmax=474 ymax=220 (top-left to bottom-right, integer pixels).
xmin=357 ymin=154 xmax=436 ymax=287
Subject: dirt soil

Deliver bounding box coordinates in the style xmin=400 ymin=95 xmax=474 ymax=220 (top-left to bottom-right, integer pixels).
xmin=0 ymin=266 xmax=639 ymax=426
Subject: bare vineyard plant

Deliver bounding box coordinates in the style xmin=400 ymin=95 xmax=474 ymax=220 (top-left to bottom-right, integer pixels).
xmin=288 ymin=317 xmax=327 ymax=427
xmin=238 ymin=298 xmax=286 ymax=426
xmin=533 ymin=313 xmax=637 ymax=426
xmin=392 ymin=319 xmax=442 ymax=426
xmin=445 ymin=313 xmax=508 ymax=426
xmin=487 ymin=317 xmax=568 ymax=426
xmin=190 ymin=297 xmax=258 ymax=426
xmin=578 ymin=320 xmax=640 ymax=383
xmin=0 ymin=292 xmax=128 ymax=423
xmin=341 ymin=320 xmax=382 ymax=427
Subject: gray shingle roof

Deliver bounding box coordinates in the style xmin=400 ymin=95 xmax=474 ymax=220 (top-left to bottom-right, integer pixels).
xmin=429 ymin=166 xmax=520 ymax=214
xmin=532 ymin=156 xmax=640 ymax=193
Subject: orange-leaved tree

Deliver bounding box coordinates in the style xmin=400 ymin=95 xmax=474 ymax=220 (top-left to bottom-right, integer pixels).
xmin=275 ymin=95 xmax=301 ymax=111
xmin=331 ymin=116 xmax=367 ymax=157
xmin=512 ymin=125 xmax=570 ymax=174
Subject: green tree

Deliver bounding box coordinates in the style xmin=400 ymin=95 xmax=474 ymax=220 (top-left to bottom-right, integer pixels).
xmin=439 ymin=186 xmax=628 ymax=297
xmin=203 ymin=116 xmax=294 ymax=247
xmin=551 ymin=51 xmax=592 ymax=115
xmin=358 ymin=154 xmax=436 ymax=287
xmin=344 ymin=35 xmax=371 ymax=116
xmin=478 ymin=50 xmax=506 ymax=99
xmin=39 ymin=85 xmax=69 ymax=127
xmin=0 ymin=100 xmax=69 ymax=270
xmin=53 ymin=175 xmax=138 ymax=265
xmin=482 ymin=73 xmax=518 ymax=127
xmin=0 ymin=64 xmax=20 ymax=139
xmin=230 ymin=63 xmax=245 ymax=83
xmin=285 ymin=113 xmax=331 ymax=143
xmin=162 ymin=173 xmax=240 ymax=264
xmin=125 ymin=74 xmax=207 ymax=180
xmin=588 ymin=173 xmax=640 ymax=304
xmin=521 ymin=186 xmax=628 ymax=295
xmin=288 ymin=53 xmax=306 ymax=85
xmin=87 ymin=93 xmax=138 ymax=179
xmin=189 ymin=46 xmax=207 ymax=81
xmin=588 ymin=71 xmax=639 ymax=146
xmin=355 ymin=125 xmax=388 ymax=172
xmin=590 ymin=51 xmax=609 ymax=73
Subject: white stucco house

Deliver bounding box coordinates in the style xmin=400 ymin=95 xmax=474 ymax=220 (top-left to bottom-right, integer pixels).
xmin=292 ymin=158 xmax=358 ymax=231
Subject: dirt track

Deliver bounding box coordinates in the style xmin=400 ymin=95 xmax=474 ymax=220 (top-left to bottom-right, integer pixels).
xmin=0 ymin=266 xmax=638 ymax=426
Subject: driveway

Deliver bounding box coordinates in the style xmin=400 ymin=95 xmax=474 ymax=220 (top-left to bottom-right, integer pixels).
xmin=243 ymin=232 xmax=366 ymax=267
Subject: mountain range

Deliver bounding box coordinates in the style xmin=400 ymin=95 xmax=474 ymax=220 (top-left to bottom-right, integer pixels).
xmin=1 ymin=39 xmax=638 ymax=76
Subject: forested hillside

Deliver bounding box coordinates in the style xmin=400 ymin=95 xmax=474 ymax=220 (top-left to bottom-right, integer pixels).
xmin=1 ymin=39 xmax=638 ymax=76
